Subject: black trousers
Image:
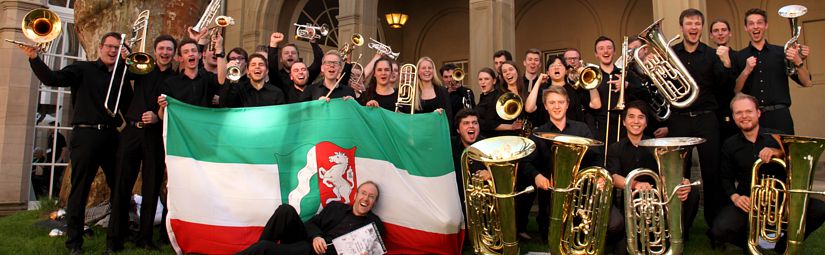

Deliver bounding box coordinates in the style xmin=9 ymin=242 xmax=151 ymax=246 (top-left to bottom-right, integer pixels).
xmin=759 ymin=107 xmax=794 ymax=135
xmin=108 ymin=125 xmax=166 ymax=246
xmin=608 ymin=188 xmax=699 ymax=254
xmin=515 ymin=178 xmax=537 ymax=234
xmin=709 ymin=198 xmax=825 ymax=251
xmin=237 ymin=204 xmax=313 ymax=255
xmin=668 ymin=112 xmax=723 ymax=226
xmin=65 ymin=128 xmax=119 ymax=249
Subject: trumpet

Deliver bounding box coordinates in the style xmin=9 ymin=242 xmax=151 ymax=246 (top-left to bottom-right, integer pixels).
xmin=568 ymin=60 xmax=602 ymax=90
xmin=338 ymin=33 xmax=364 ymax=58
xmin=395 ymin=64 xmax=418 ymax=113
xmin=778 ymin=5 xmax=807 ymax=76
xmin=192 ymin=0 xmax=222 ymax=33
xmin=368 ymin=38 xmax=399 ymax=60
xmin=294 ymin=23 xmax=329 ymax=41
xmin=4 ymin=8 xmax=62 ymax=52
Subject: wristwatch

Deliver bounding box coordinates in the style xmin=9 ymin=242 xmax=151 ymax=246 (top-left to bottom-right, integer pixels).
xmin=215 ymin=52 xmax=225 ymax=58
xmin=795 ymin=62 xmax=804 ymax=68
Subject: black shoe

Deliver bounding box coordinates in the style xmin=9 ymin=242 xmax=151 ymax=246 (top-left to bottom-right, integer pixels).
xmin=68 ymin=248 xmax=82 ymax=255
xmin=136 ymin=241 xmax=160 ymax=251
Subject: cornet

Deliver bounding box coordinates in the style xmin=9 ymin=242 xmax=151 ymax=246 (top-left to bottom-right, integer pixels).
xmin=294 ymin=23 xmax=329 ymax=41
xmin=4 ymin=8 xmax=62 ymax=52
xmin=778 ymin=5 xmax=807 ymax=76
xmin=368 ymin=38 xmax=399 ymax=60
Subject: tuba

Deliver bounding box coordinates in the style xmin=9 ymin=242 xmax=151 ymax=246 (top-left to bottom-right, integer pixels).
xmin=368 ymin=38 xmax=400 ymax=60
xmin=778 ymin=5 xmax=807 ymax=76
xmin=395 ymin=64 xmax=418 ymax=113
xmin=534 ymin=133 xmax=613 ymax=254
xmin=462 ymin=136 xmax=536 ymax=255
xmin=624 ymin=137 xmax=704 ymax=255
xmin=748 ymin=134 xmax=825 ymax=255
xmin=634 ymin=18 xmax=699 ymax=109
xmin=5 ymin=8 xmax=62 ymax=52
xmin=568 ymin=60 xmax=602 ymax=90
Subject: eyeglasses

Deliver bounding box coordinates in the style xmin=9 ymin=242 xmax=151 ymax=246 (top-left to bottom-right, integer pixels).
xmin=564 ymin=57 xmax=580 ymax=61
xmin=323 ymin=61 xmax=340 ymax=66
xmin=102 ymin=44 xmax=120 ymax=50
xmin=229 ymin=57 xmax=246 ymax=61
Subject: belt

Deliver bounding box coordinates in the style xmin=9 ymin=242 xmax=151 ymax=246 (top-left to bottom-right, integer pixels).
xmin=676 ymin=110 xmax=713 ymax=117
xmin=759 ymin=104 xmax=787 ymax=112
xmin=73 ymin=124 xmax=112 ymax=130
xmin=129 ymin=121 xmax=154 ymax=129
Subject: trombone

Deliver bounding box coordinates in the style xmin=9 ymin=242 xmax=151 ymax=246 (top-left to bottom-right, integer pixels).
xmin=294 ymin=23 xmax=329 ymax=41
xmin=206 ymin=16 xmax=235 ymax=53
xmin=192 ymin=0 xmax=222 ymax=32
xmin=4 ymin=8 xmax=62 ymax=52
xmin=395 ymin=64 xmax=418 ymax=113
xmin=368 ymin=38 xmax=399 ymax=60
xmin=105 ymin=10 xmax=155 ymax=117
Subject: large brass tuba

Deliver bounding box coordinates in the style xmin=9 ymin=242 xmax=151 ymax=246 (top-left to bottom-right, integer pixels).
xmin=624 ymin=137 xmax=704 ymax=255
xmin=4 ymin=8 xmax=62 ymax=52
xmin=534 ymin=133 xmax=613 ymax=254
xmin=778 ymin=5 xmax=807 ymax=76
xmin=462 ymin=136 xmax=536 ymax=255
xmin=395 ymin=64 xmax=418 ymax=113
xmin=748 ymin=134 xmax=825 ymax=255
xmin=633 ymin=18 xmax=699 ymax=109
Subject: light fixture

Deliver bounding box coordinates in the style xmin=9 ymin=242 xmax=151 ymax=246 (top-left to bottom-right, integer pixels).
xmin=385 ymin=13 xmax=408 ymax=29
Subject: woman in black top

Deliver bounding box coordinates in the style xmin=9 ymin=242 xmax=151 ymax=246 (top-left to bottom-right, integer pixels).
xmin=410 ymin=57 xmax=451 ymax=117
xmin=476 ymin=67 xmax=523 ymax=138
xmin=360 ymin=57 xmax=397 ymax=111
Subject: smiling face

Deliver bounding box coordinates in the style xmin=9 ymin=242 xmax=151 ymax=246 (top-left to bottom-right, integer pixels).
xmin=289 ymin=62 xmax=309 ymax=86
xmin=500 ymin=63 xmax=519 ymax=86
xmin=544 ymin=91 xmax=568 ymax=122
xmin=745 ymin=13 xmax=768 ymax=44
xmin=154 ymin=40 xmax=175 ymax=68
xmin=563 ymin=50 xmax=581 ymax=69
xmin=352 ymin=182 xmax=379 ymax=216
xmin=281 ymin=45 xmax=299 ymax=68
xmin=179 ymin=42 xmax=201 ymax=71
xmin=390 ymin=63 xmax=399 ymax=85
xmin=547 ymin=58 xmax=567 ymax=83
xmin=680 ymin=15 xmax=704 ymax=45
xmin=321 ymin=54 xmax=341 ymax=81
xmin=247 ymin=56 xmax=267 ymax=82
xmin=417 ymin=59 xmax=434 ymax=83
xmin=711 ymin=21 xmax=731 ymax=46
xmin=478 ymin=71 xmax=495 ymax=93
xmin=595 ymin=40 xmax=614 ymax=65
xmin=523 ymin=52 xmax=540 ymax=74
xmin=457 ymin=115 xmax=479 ymax=145
xmin=98 ymin=36 xmax=121 ymax=67
xmin=732 ymin=98 xmax=761 ymax=132
xmin=374 ymin=60 xmax=391 ymax=87
xmin=623 ymin=107 xmax=647 ymax=137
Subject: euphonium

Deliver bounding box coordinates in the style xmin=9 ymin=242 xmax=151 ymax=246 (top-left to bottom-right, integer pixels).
xmin=624 ymin=137 xmax=704 ymax=255
xmin=569 ymin=60 xmax=602 ymax=90
xmin=495 ymin=92 xmax=531 ymax=137
xmin=748 ymin=134 xmax=825 ymax=255
xmin=634 ymin=18 xmax=699 ymax=109
xmin=778 ymin=5 xmax=807 ymax=76
xmin=395 ymin=64 xmax=418 ymax=113
xmin=193 ymin=0 xmax=222 ymax=32
xmin=462 ymin=136 xmax=537 ymax=255
xmin=368 ymin=38 xmax=399 ymax=60
xmin=5 ymin=8 xmax=62 ymax=52
xmin=534 ymin=133 xmax=613 ymax=255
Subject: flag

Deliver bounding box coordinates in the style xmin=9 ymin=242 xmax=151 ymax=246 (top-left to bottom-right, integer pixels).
xmin=162 ymin=97 xmax=464 ymax=254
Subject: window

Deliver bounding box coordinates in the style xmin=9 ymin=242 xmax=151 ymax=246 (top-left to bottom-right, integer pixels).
xmin=295 ymin=0 xmax=339 ymax=48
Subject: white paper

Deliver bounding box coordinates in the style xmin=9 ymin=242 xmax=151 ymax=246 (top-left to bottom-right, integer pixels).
xmin=331 ymin=223 xmax=386 ymax=255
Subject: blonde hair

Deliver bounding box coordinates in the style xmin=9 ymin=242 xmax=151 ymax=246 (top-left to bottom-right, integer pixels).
xmin=413 ymin=57 xmax=442 ymax=111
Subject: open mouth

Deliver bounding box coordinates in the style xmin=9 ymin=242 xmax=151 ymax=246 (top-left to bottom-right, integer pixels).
xmin=359 ymin=201 xmax=367 ymax=207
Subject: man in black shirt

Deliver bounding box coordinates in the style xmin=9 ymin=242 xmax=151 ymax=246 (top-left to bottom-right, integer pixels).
xmin=450 ymin=109 xmax=489 ymax=206
xmin=22 ymin=31 xmax=128 ymax=254
xmin=709 ymin=93 xmax=824 ymax=252
xmin=733 ymin=8 xmax=813 ymax=135
xmin=238 ymin=181 xmax=385 ymax=255
xmin=302 ymin=50 xmax=355 ymax=101
xmin=605 ymin=101 xmax=698 ymax=255
xmin=107 ymin=35 xmax=179 ymax=252
xmin=667 ymin=9 xmax=733 ymax=226
xmin=591 ymin=36 xmax=620 ymax=144
xmin=158 ymin=32 xmax=220 ymax=116
xmin=442 ymin=64 xmax=474 ymax=132
xmin=215 ymin=33 xmax=285 ymax=107
xmin=522 ymin=86 xmax=602 ymax=241
xmin=709 ymin=18 xmax=739 ymax=143
xmin=493 ymin=50 xmax=513 ymax=89
xmin=273 ymin=33 xmax=322 ymax=91
xmin=266 ymin=31 xmax=310 ymax=104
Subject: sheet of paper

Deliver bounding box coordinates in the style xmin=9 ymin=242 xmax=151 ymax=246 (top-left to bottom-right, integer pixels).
xmin=331 ymin=223 xmax=385 ymax=255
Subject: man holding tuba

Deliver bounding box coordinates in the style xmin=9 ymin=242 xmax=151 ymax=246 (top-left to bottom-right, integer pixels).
xmin=733 ymin=8 xmax=813 ymax=135
xmin=605 ymin=100 xmax=699 ymax=255
xmin=709 ymin=93 xmax=825 ymax=252
xmin=667 ymin=8 xmax=734 ymax=227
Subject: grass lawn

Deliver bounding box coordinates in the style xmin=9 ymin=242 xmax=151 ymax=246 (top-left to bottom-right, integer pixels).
xmin=2 ymin=208 xmax=824 ymax=254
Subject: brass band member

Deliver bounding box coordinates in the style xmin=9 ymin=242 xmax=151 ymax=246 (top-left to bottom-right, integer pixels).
xmin=522 ymin=48 xmax=542 ymax=93
xmin=400 ymin=57 xmax=451 ymax=115
xmin=476 ymin=67 xmax=517 ymax=138
xmin=443 ymin=63 xmax=475 ymax=132
xmin=107 ymin=35 xmax=179 ymax=252
xmin=20 ymin=31 xmax=130 ymax=254
xmin=624 ymin=36 xmax=666 ymax=138
xmin=526 ymin=55 xmax=599 ymax=124
xmin=274 ymin=32 xmax=323 ymax=92
xmin=480 ymin=61 xmax=526 ymax=138
xmin=450 ymin=109 xmax=488 ymax=217
xmin=606 ymin=101 xmax=699 ymax=255
xmin=493 ymin=50 xmax=513 ymax=89
xmin=710 ymin=18 xmax=739 ymax=141
xmin=217 ymin=35 xmax=286 ymax=107
xmin=268 ymin=32 xmax=308 ymax=104
xmin=360 ymin=57 xmax=397 ymax=111
xmin=733 ymin=8 xmax=812 ymax=135
xmin=669 ymin=9 xmax=733 ymax=226
xmin=709 ymin=93 xmax=825 ymax=252
xmin=591 ymin=36 xmax=617 ymax=143
xmin=158 ymin=33 xmax=221 ymax=117
xmin=523 ymin=86 xmax=603 ymax=241
xmin=301 ymin=50 xmax=354 ymax=101
xmin=563 ymin=48 xmax=583 ymax=82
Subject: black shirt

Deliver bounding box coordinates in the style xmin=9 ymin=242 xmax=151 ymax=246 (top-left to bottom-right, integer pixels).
xmin=720 ymin=128 xmax=784 ymax=197
xmin=476 ymin=90 xmax=518 ymax=137
xmin=734 ymin=41 xmax=804 ymax=107
xmin=359 ymin=89 xmax=398 ymax=111
xmin=304 ymin=201 xmax=385 ymax=255
xmin=524 ymin=120 xmax=603 ymax=181
xmin=606 ymin=137 xmax=658 ymax=182
xmin=448 ymin=86 xmax=475 ymax=118
xmin=271 ymin=43 xmax=323 ymax=90
xmin=302 ymin=79 xmax=356 ymax=101
xmin=420 ymin=85 xmax=452 ymax=116
xmin=450 ymin=135 xmax=487 ymax=205
xmin=127 ymin=66 xmax=177 ymax=122
xmin=29 ymin=57 xmax=129 ymax=126
xmin=161 ymin=69 xmax=220 ymax=107
xmin=218 ymin=80 xmax=286 ymax=107
xmin=672 ymin=42 xmax=732 ymax=112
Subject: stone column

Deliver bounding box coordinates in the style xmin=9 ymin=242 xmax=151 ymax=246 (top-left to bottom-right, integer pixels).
xmin=337 ymin=0 xmax=378 ymax=63
xmin=651 ymin=0 xmax=707 ymax=42
xmin=468 ymin=0 xmax=515 ymax=97
xmin=0 ymin=0 xmax=45 ymax=215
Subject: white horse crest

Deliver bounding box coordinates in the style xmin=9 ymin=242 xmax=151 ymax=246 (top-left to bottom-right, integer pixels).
xmin=318 ymin=151 xmax=355 ymax=204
